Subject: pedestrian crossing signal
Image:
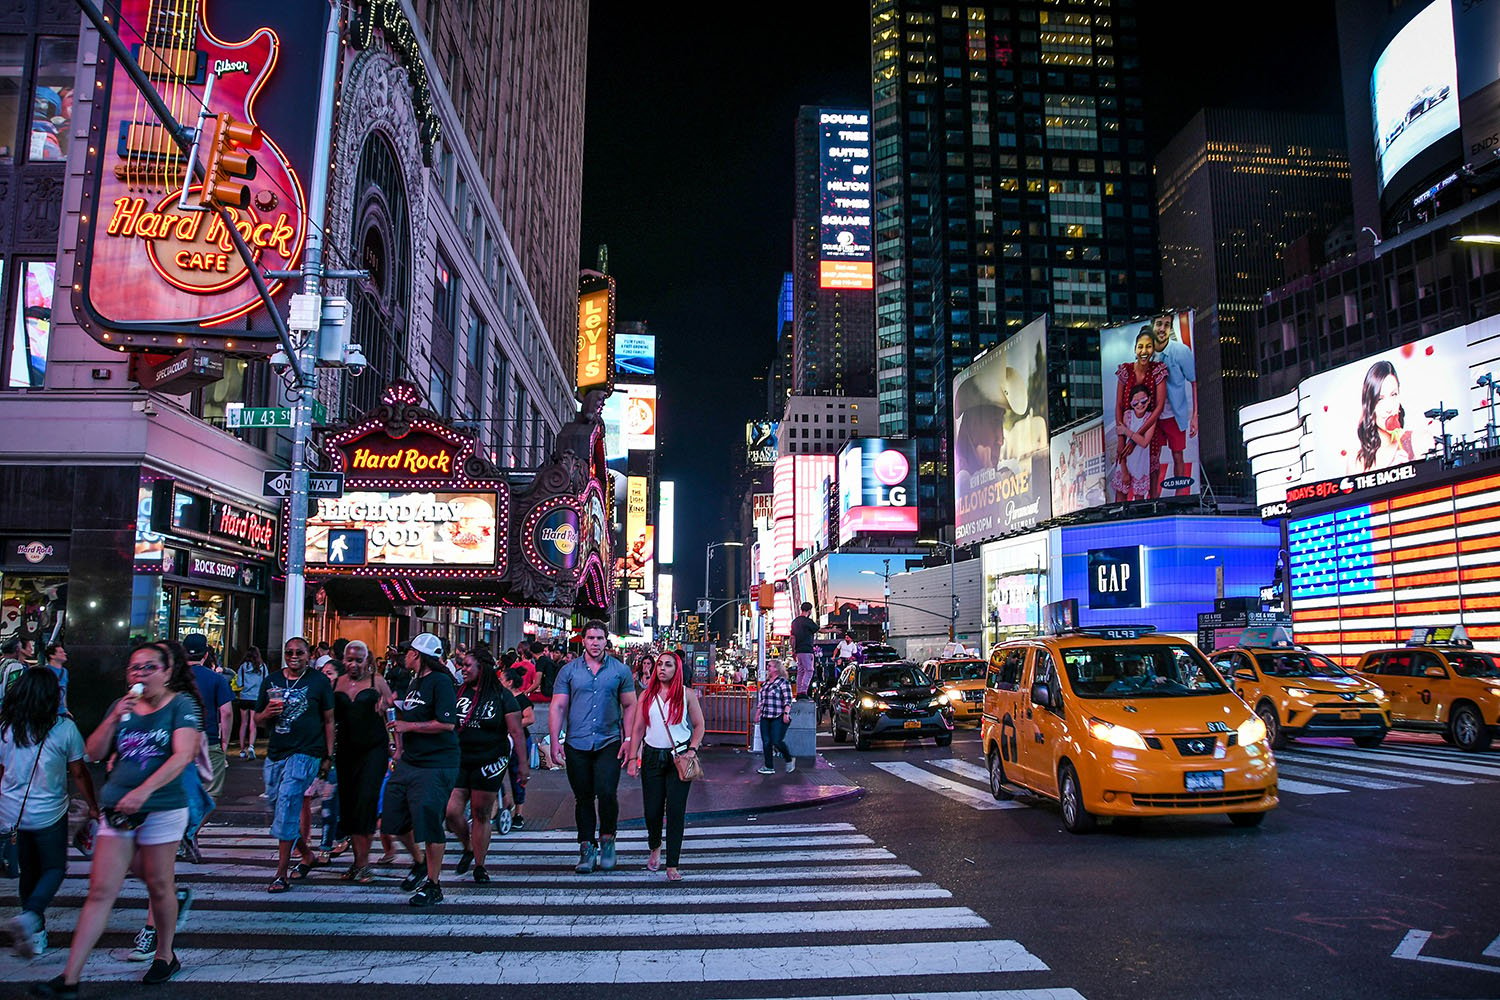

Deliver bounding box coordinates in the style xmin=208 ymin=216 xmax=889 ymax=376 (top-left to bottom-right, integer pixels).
xmin=200 ymin=113 xmax=261 ymax=209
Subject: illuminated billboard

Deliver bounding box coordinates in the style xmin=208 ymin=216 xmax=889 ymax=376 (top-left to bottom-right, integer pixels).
xmin=657 ymin=480 xmax=675 ymax=565
xmin=616 ymin=332 xmax=655 ymax=379
xmin=818 ymin=109 xmax=873 ymax=290
xmin=71 ymin=1 xmax=325 ymax=354
xmin=306 ymin=491 xmax=498 ymax=567
xmin=602 ymin=384 xmax=657 ymax=459
xmin=838 ymin=438 xmax=918 ymax=544
xmin=953 ymin=315 xmax=1051 ymax=544
xmin=746 ymin=420 xmax=780 ymax=466
xmin=820 ymin=553 xmax=915 ymax=626
xmin=619 ymin=476 xmax=653 ymax=592
xmin=1372 ymin=0 xmax=1459 ymax=192
xmin=1454 ymin=0 xmax=1500 ymax=161
xmin=577 ymin=273 xmax=616 ymax=397
xmin=1101 ymin=310 xmax=1200 ymax=502
xmin=1051 ymin=417 xmax=1108 ymax=517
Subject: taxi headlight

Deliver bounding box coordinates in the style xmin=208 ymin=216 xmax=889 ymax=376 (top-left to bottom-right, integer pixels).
xmin=860 ymin=696 xmax=875 ymax=709
xmin=1087 ymin=718 xmax=1148 ymax=750
xmin=1367 ymin=686 xmax=1386 ymax=700
xmin=1237 ymin=716 xmax=1268 ymax=747
xmin=1487 ymin=687 xmax=1500 ymax=698
xmin=1284 ymin=686 xmax=1316 ymax=699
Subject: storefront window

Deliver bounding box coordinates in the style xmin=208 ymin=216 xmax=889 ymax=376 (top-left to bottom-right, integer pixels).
xmin=27 ymin=36 xmax=75 ymax=162
xmin=1 ymin=573 xmax=67 ymax=649
xmin=0 ymin=37 xmax=23 ymax=160
xmin=177 ymin=587 xmax=228 ymax=654
xmin=7 ymin=261 xmax=54 ymax=388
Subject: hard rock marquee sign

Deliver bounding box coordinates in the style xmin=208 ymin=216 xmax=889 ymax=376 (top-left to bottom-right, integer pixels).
xmin=292 ymin=382 xmax=613 ymax=613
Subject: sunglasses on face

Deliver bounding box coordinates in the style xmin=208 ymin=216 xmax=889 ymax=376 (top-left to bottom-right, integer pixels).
xmin=127 ymin=663 xmax=163 ymax=675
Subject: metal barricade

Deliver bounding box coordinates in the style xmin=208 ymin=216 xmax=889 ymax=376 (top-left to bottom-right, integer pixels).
xmin=695 ymin=684 xmax=756 ymax=747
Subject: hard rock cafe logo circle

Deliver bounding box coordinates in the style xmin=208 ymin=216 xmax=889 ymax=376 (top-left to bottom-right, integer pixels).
xmin=541 ymin=523 xmax=577 ymax=555
xmin=19 ymin=542 xmax=54 ymax=565
xmin=105 ymin=188 xmax=295 ymax=295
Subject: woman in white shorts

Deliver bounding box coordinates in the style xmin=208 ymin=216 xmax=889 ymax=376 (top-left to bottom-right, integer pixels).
xmin=30 ymin=641 xmax=203 ymax=999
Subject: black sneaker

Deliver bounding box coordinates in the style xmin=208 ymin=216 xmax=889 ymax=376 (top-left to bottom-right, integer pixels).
xmin=471 ymin=865 xmax=490 ymax=884
xmin=28 ymin=975 xmax=78 ymax=999
xmin=408 ymin=881 xmax=443 ymax=907
xmin=511 ymin=815 xmax=525 ymax=830
xmin=142 ymin=954 xmax=180 ymax=984
xmin=399 ymin=863 xmax=427 ymax=892
xmin=454 ymin=849 xmax=473 ymax=876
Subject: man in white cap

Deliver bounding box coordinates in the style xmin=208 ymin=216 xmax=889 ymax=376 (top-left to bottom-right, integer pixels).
xmin=383 ymin=633 xmax=459 ymax=906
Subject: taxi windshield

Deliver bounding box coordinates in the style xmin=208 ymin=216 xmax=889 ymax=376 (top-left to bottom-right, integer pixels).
xmin=938 ymin=660 xmax=986 ymax=682
xmin=859 ymin=665 xmax=929 ymax=689
xmin=1261 ymin=651 xmax=1348 ymax=678
xmin=1062 ymin=645 xmax=1229 ymax=698
xmin=1447 ymin=652 xmax=1500 ymax=678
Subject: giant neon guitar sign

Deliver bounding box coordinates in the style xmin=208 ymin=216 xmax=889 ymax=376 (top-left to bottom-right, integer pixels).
xmin=74 ymin=0 xmax=314 ymax=351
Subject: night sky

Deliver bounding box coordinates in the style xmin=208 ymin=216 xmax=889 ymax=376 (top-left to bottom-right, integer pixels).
xmin=579 ymin=1 xmax=1342 ymax=608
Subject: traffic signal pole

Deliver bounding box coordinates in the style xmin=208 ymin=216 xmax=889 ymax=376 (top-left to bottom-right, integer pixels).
xmin=282 ymin=2 xmax=346 ymax=645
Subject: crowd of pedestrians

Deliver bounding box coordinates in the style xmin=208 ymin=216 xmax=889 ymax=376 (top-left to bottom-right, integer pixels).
xmin=0 ymin=626 xmax=729 ymax=994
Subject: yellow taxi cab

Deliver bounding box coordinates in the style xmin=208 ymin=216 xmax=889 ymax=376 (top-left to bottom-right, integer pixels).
xmin=1352 ymin=626 xmax=1500 ymax=752
xmin=980 ymin=600 xmax=1278 ymax=833
xmin=1209 ymin=627 xmax=1391 ymax=750
xmin=922 ymin=657 xmax=988 ymax=724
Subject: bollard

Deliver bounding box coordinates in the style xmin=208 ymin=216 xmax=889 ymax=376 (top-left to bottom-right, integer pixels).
xmin=785 ymin=700 xmax=818 ymax=760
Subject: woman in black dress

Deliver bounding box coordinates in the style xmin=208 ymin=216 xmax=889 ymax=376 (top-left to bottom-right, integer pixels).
xmin=445 ymin=648 xmax=527 ymax=883
xmin=333 ymin=640 xmax=393 ymax=883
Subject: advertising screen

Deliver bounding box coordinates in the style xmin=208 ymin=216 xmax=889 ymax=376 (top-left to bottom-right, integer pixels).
xmin=1050 ymin=417 xmax=1108 ymax=516
xmin=818 ymin=109 xmax=873 ymax=290
xmin=1298 ymin=326 xmax=1472 ymax=483
xmin=616 ymin=332 xmax=655 ymax=379
xmin=577 ymin=274 xmax=616 ymax=396
xmin=746 ymin=420 xmax=780 ymax=467
xmin=953 ymin=315 xmax=1051 ymax=544
xmin=657 ymin=480 xmax=675 ymax=565
xmin=981 ymin=534 xmax=1050 ymax=648
xmin=602 ymin=384 xmax=657 ymax=459
xmin=838 ymin=438 xmax=918 ymax=544
xmin=822 ymin=553 xmax=914 ymax=626
xmin=1454 ymin=0 xmax=1500 ymax=161
xmin=306 ymin=491 xmax=498 ymax=567
xmin=1101 ymin=310 xmax=1200 ymax=503
xmin=1372 ymin=0 xmax=1460 ymax=192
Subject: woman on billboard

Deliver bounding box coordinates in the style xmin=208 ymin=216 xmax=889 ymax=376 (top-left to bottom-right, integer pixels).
xmin=1347 ymin=360 xmax=1428 ymax=473
xmin=1111 ymin=327 xmax=1166 ymax=501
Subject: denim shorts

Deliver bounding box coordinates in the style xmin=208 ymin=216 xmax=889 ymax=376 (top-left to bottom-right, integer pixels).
xmin=264 ymin=753 xmax=320 ymax=841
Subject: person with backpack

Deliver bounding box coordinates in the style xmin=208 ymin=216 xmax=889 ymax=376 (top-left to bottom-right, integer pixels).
xmin=0 ymin=638 xmax=35 ymax=702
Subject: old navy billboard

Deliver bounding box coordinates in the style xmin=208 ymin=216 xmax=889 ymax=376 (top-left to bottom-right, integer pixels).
xmin=838 ymin=438 xmax=918 ymax=544
xmin=818 ymin=109 xmax=872 ymax=290
xmin=72 ymin=0 xmax=325 ymax=353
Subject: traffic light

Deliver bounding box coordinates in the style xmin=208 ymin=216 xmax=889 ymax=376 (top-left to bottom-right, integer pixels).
xmin=200 ymin=113 xmax=261 ymax=209
xmin=756 ymin=583 xmax=775 ymax=610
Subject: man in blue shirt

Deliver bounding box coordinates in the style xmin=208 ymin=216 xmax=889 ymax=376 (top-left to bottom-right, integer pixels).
xmin=547 ymin=620 xmax=636 ymax=874
xmin=183 ymin=633 xmax=232 ymax=861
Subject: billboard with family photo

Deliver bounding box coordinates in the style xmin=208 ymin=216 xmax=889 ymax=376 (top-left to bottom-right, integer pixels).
xmin=1298 ymin=326 xmax=1473 ymax=481
xmin=953 ymin=316 xmax=1052 ymax=544
xmin=1050 ymin=417 xmax=1108 ymax=516
xmin=1101 ymin=310 xmax=1200 ymax=503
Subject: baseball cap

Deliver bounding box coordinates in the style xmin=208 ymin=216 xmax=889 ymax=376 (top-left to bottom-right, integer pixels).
xmin=182 ymin=633 xmax=209 ymax=659
xmin=409 ymin=632 xmax=444 ymax=659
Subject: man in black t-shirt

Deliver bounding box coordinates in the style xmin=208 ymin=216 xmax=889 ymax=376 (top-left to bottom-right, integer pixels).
xmin=790 ymin=602 xmax=819 ymax=697
xmin=254 ymin=636 xmax=335 ymax=892
xmin=384 ymin=633 xmax=459 ymax=906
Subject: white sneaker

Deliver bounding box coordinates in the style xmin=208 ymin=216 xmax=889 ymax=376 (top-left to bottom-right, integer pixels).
xmin=785 ymin=757 xmax=797 ymax=773
xmin=7 ymin=911 xmax=41 ymax=958
xmin=30 ymin=929 xmax=45 ymax=957
xmin=756 ymin=766 xmax=775 ymax=775
xmin=128 ymin=925 xmax=156 ymax=961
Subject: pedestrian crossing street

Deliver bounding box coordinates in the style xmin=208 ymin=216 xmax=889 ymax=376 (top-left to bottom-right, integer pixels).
xmin=0 ymin=821 xmax=1088 ymax=998
xmin=873 ymin=741 xmax=1499 ymax=810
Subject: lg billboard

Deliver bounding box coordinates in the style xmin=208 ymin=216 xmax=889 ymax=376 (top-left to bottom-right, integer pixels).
xmin=837 ymin=438 xmax=918 ymax=544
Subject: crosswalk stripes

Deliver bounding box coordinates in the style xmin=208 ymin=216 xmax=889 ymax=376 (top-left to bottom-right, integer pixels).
xmin=866 ymin=744 xmax=1498 ymax=809
xmin=0 ymin=820 xmax=1089 ymax=998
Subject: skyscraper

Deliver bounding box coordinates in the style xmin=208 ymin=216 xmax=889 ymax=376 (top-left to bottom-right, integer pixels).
xmin=1157 ymin=109 xmax=1351 ymax=495
xmin=871 ymin=1 xmax=1159 ymax=532
xmin=793 ymin=107 xmax=877 ymax=397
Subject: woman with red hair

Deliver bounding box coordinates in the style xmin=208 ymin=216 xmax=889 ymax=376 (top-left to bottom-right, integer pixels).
xmin=626 ymin=650 xmax=704 ymax=881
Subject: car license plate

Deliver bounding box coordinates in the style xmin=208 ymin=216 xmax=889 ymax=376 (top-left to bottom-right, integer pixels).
xmin=1340 ymin=709 xmax=1360 ymax=720
xmin=1185 ymin=771 xmax=1224 ymax=792
xmin=904 ymin=720 xmax=921 ymax=729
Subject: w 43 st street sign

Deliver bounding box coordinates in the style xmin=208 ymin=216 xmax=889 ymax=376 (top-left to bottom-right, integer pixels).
xmin=262 ymin=471 xmax=344 ymax=499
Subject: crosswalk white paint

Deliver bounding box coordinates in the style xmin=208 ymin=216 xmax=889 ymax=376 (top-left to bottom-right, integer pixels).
xmin=0 ymin=821 xmax=1089 ymax=997
xmin=1272 ymin=764 xmax=1416 ymax=791
xmin=872 ymin=762 xmax=1024 ymax=810
xmin=1287 ymin=745 xmax=1500 ymax=779
xmin=1274 ymin=753 xmax=1476 ymax=785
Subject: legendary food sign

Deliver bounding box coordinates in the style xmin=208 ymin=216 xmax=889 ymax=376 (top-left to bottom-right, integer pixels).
xmin=72 ymin=0 xmax=323 ymax=353
xmin=305 ymin=491 xmax=499 ymax=568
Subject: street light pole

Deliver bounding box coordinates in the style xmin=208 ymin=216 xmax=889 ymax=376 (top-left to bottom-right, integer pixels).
xmin=704 ymin=541 xmax=743 ymax=643
xmin=919 ymin=539 xmax=959 ymax=641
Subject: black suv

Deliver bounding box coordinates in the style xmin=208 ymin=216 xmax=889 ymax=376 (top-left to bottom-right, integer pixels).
xmin=829 ymin=661 xmax=955 ymax=750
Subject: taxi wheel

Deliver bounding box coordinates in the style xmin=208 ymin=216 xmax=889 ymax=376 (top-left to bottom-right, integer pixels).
xmin=853 ymin=727 xmax=871 ymax=751
xmin=1352 ymin=732 xmax=1386 ymax=749
xmin=1449 ymin=704 xmax=1493 ymax=753
xmin=1058 ymin=762 xmax=1096 ymax=834
xmin=986 ymin=747 xmax=1013 ymax=800
xmin=935 ymin=734 xmax=952 ymax=748
xmin=1257 ymin=702 xmax=1287 ymax=750
xmin=1228 ymin=811 xmax=1266 ymax=828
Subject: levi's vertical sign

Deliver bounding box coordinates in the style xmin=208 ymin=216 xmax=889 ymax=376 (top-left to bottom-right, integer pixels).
xmin=577 ymin=273 xmax=615 ymax=398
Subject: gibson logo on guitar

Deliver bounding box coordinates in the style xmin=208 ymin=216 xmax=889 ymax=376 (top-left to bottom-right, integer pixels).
xmin=79 ymin=0 xmax=309 ymax=334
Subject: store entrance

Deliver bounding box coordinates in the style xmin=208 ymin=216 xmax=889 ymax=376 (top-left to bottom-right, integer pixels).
xmin=153 ymin=584 xmax=257 ymax=663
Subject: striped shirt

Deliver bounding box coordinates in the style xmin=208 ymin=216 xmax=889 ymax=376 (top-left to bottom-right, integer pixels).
xmin=756 ymin=677 xmax=793 ymax=719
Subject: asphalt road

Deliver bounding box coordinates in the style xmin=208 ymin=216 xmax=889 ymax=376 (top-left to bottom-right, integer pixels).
xmin=1 ymin=726 xmax=1495 ymax=999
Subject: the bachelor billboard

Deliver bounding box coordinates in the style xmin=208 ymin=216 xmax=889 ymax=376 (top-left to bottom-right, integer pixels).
xmin=818 ymin=109 xmax=873 ymax=290
xmin=953 ymin=316 xmax=1051 ymax=544
xmin=1101 ymin=310 xmax=1200 ymax=503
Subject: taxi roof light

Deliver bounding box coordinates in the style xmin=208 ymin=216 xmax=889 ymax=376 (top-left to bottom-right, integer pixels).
xmin=1407 ymin=624 xmax=1472 ymax=648
xmin=1237 ymin=625 xmax=1296 ymax=649
xmin=1041 ymin=598 xmax=1156 ymax=639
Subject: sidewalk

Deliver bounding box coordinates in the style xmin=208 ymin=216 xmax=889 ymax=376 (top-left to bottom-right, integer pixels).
xmin=205 ymin=741 xmax=863 ymax=831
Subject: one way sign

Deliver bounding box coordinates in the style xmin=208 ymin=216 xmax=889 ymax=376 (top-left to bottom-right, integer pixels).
xmin=262 ymin=470 xmax=345 ymax=499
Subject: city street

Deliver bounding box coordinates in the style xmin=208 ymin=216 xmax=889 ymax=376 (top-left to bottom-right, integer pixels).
xmin=1 ymin=727 xmax=1495 ymax=999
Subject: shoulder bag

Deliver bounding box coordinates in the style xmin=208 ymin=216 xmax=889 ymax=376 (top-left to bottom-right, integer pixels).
xmin=657 ymin=696 xmax=703 ymax=782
